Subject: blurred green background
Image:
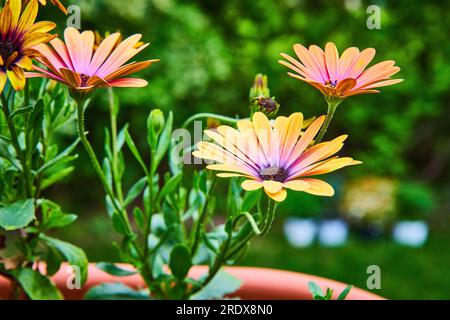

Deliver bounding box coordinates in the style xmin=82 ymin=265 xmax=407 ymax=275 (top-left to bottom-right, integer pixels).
xmin=38 ymin=0 xmax=450 ymax=299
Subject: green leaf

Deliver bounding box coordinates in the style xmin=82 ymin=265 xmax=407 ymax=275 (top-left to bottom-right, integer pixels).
xmin=41 ymin=199 xmax=77 ymax=230
xmin=12 ymin=268 xmax=63 ymax=300
xmin=159 ymin=172 xmax=182 ymax=202
xmin=133 ymin=207 xmax=145 ymax=231
xmin=153 ymin=111 xmax=173 ymax=171
xmin=124 ymin=177 xmax=147 ymax=207
xmin=84 ymin=283 xmax=149 ymax=300
xmin=37 ymin=138 xmax=80 ymax=173
xmin=0 ymin=199 xmax=35 ymax=230
xmin=39 ymin=235 xmax=88 ymax=285
xmin=102 ymin=158 xmax=113 ymax=188
xmin=125 ymin=131 xmax=148 ymax=175
xmin=96 ymin=262 xmax=137 ymax=276
xmin=190 ymin=270 xmax=242 ymax=300
xmin=241 ymin=189 xmax=261 ymax=212
xmin=337 ymin=285 xmax=353 ymax=300
xmin=45 ymin=245 xmax=63 ymax=276
xmin=9 ymin=106 xmax=33 ymax=118
xmin=308 ymin=281 xmax=324 ymax=299
xmin=111 ymin=212 xmax=129 ymax=236
xmin=41 ymin=166 xmax=75 ymax=190
xmin=117 ymin=124 xmax=129 ymax=151
xmin=325 ymin=288 xmax=334 ymax=300
xmin=26 ymin=99 xmax=44 ymax=157
xmin=169 ymin=244 xmax=192 ymax=281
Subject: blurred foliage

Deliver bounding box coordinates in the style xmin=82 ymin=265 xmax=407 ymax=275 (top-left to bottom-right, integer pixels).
xmin=396 ymin=181 xmax=435 ymax=219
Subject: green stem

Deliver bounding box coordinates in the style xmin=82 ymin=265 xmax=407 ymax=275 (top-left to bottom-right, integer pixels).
xmin=107 ymin=88 xmax=125 ymax=204
xmin=181 ymin=113 xmax=240 ymax=129
xmin=75 ymin=97 xmax=131 ymax=233
xmin=225 ymin=198 xmax=277 ymax=260
xmin=314 ymin=99 xmax=343 ymax=144
xmin=190 ymin=175 xmax=217 ymax=257
xmin=189 ymin=223 xmax=233 ymax=297
xmin=0 ymin=93 xmax=32 ymax=197
xmin=260 ymin=199 xmax=277 ymax=236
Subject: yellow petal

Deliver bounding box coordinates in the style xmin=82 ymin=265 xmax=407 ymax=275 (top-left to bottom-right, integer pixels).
xmin=0 ymin=71 xmax=7 ymax=94
xmin=217 ymin=173 xmax=250 ymax=178
xmin=15 ymin=56 xmax=33 ymax=70
xmin=285 ymin=115 xmax=325 ymax=168
xmin=242 ymin=179 xmax=263 ymax=191
xmin=7 ymin=66 xmax=26 ymax=91
xmin=206 ymin=163 xmax=254 ymax=176
xmin=17 ymin=0 xmax=38 ymax=32
xmin=283 ymin=180 xmax=309 ymax=191
xmin=263 ymin=180 xmax=283 ymax=194
xmin=252 ymin=112 xmax=272 ymax=160
xmin=280 ymin=112 xmax=303 ymax=164
xmin=0 ymin=3 xmax=13 ymax=35
xmin=302 ymin=178 xmax=334 ymax=196
xmin=10 ymin=0 xmax=21 ymax=25
xmin=25 ymin=21 xmax=56 ymax=34
xmin=265 ymin=189 xmax=287 ymax=202
xmin=302 ymin=157 xmax=362 ymax=176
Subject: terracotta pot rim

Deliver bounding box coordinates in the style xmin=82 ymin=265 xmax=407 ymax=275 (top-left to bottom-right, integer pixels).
xmin=0 ymin=263 xmax=385 ymax=300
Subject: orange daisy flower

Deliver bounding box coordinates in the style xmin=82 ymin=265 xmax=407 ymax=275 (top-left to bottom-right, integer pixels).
xmin=27 ymin=27 xmax=158 ymax=95
xmin=193 ymin=112 xmax=361 ymax=202
xmin=279 ymin=42 xmax=403 ymax=100
xmin=0 ymin=0 xmax=56 ymax=93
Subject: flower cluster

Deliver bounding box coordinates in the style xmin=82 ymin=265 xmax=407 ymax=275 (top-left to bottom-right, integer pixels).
xmin=0 ymin=0 xmax=403 ymax=301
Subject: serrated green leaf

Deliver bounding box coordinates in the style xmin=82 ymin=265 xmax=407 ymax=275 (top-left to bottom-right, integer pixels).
xmin=0 ymin=199 xmax=35 ymax=230
xmin=39 ymin=235 xmax=88 ymax=285
xmin=12 ymin=268 xmax=63 ymax=300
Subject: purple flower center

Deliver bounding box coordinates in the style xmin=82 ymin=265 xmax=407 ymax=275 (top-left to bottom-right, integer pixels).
xmin=80 ymin=74 xmax=90 ymax=87
xmin=0 ymin=40 xmax=16 ymax=64
xmin=325 ymin=79 xmax=338 ymax=88
xmin=260 ymin=166 xmax=288 ymax=182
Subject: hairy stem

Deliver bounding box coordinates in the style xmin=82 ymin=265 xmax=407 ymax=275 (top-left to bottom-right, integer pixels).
xmin=314 ymin=98 xmax=343 ymax=144
xmin=75 ymin=97 xmax=131 ymax=233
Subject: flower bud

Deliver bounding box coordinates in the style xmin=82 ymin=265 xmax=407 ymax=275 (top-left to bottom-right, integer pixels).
xmin=147 ymin=109 xmax=165 ymax=149
xmin=249 ymin=73 xmax=280 ymax=118
xmin=249 ymin=74 xmax=270 ymax=100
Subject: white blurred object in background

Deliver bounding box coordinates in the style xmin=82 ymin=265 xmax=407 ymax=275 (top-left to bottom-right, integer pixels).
xmin=393 ymin=220 xmax=429 ymax=247
xmin=318 ymin=219 xmax=349 ymax=247
xmin=283 ymin=218 xmax=317 ymax=248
